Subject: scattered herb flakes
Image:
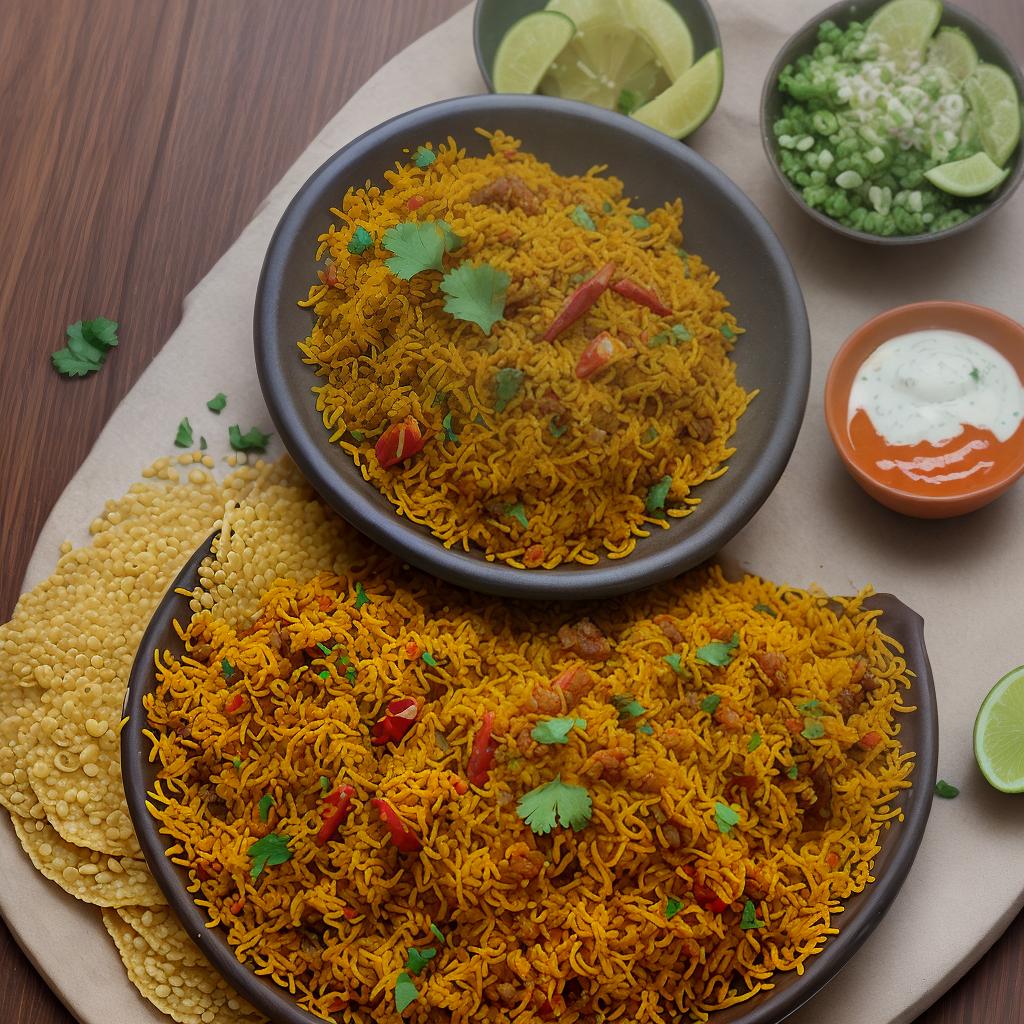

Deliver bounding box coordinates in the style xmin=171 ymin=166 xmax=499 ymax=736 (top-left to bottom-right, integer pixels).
xmin=801 ymin=719 xmax=825 ymax=741
xmin=516 ymin=775 xmax=592 ymax=835
xmin=570 ymin=205 xmax=597 ymax=231
xmin=935 ymin=779 xmax=960 ymax=799
xmin=531 ymin=717 xmax=586 ymax=746
xmin=602 ymin=200 xmax=614 ymax=213
xmin=798 ymin=699 xmax=822 ymax=717
xmin=207 ymin=392 xmax=227 ymax=413
xmin=317 ymin=641 xmax=334 ymax=657
xmin=319 ymin=776 xmax=331 ymax=794
xmin=753 ymin=603 xmax=777 ymax=617
xmin=663 ymin=653 xmax=684 ymax=675
xmin=672 ymin=323 xmax=692 ymax=342
xmin=714 ymin=801 xmax=740 ymax=834
xmin=441 ymin=262 xmax=509 ymax=334
xmin=747 ymin=732 xmax=762 ymax=753
xmin=696 ymin=633 xmax=739 ymax=667
xmin=429 ymin=923 xmax=445 ymax=945
xmin=228 ymin=424 xmax=272 ymax=452
xmin=174 ymin=418 xmax=194 ymax=448
xmin=394 ymin=971 xmax=419 ymax=1013
xmin=346 ymin=664 xmax=357 ymax=683
xmin=611 ymin=693 xmax=645 ymax=719
xmin=248 ymin=832 xmax=292 ymax=878
xmin=413 ymin=146 xmax=436 ymax=169
xmin=630 ymin=214 xmax=651 ymax=230
xmin=665 ymin=897 xmax=683 ymax=920
xmin=348 ymin=226 xmax=374 ymax=255
xmin=969 ymin=366 xmax=981 ymax=383
xmin=549 ymin=416 xmax=568 ymax=438
xmin=721 ymin=323 xmax=736 ymax=340
xmin=52 ymin=318 xmax=119 ymax=377
xmin=383 ymin=220 xmax=461 ymax=279
xmin=404 ymin=946 xmax=437 ymax=975
xmin=786 ymin=764 xmax=799 ymax=780
xmin=504 ymin=502 xmax=528 ymax=529
xmin=648 ymin=331 xmax=672 ymax=348
xmin=700 ymin=693 xmax=721 ymax=715
xmin=421 ymin=651 xmax=439 ymax=668
xmin=232 ymin=756 xmax=243 ymax=770
xmin=441 ymin=412 xmax=459 ymax=444
xmin=740 ymin=899 xmax=765 ymax=930
xmin=222 ymin=658 xmax=235 ymax=680
xmin=641 ymin=426 xmax=659 ymax=443
xmin=354 ymin=582 xmax=372 ymax=610
xmin=494 ymin=367 xmax=525 ymax=412
xmin=645 ymin=475 xmax=673 ymax=517
xmin=319 ymin=669 xmax=330 ymax=680
xmin=199 ymin=436 xmax=208 ymax=451
xmin=678 ymin=248 xmax=690 ymax=261
xmin=637 ymin=723 xmax=654 ymax=735
xmin=350 ymin=430 xmax=364 ymax=442
xmin=617 ymin=88 xmax=642 ymax=114
xmin=258 ymin=794 xmax=275 ymax=822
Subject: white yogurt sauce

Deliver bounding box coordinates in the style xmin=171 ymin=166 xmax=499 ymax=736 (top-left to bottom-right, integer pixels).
xmin=848 ymin=329 xmax=1024 ymax=447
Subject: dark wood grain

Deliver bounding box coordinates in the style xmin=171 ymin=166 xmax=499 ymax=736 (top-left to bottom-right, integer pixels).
xmin=0 ymin=1 xmax=1021 ymax=1022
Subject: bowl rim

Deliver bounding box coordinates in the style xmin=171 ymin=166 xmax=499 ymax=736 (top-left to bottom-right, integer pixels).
xmin=122 ymin=537 xmax=939 ymax=1024
xmin=824 ymin=299 xmax=1024 ymax=508
xmin=253 ymin=93 xmax=812 ymax=602
xmin=758 ymin=0 xmax=1024 ymax=246
xmin=471 ymin=0 xmax=723 ymax=95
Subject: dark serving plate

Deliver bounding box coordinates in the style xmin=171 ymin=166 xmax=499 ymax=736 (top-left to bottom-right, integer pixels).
xmin=122 ymin=536 xmax=938 ymax=1024
xmin=760 ymin=0 xmax=1024 ymax=246
xmin=254 ymin=94 xmax=811 ymax=602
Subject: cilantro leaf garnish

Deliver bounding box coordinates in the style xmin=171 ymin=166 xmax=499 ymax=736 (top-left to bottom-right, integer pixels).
xmin=319 ymin=776 xmax=331 ymax=794
xmin=248 ymin=832 xmax=292 ymax=878
xmin=383 ymin=220 xmax=461 ymax=280
xmin=222 ymin=658 xmax=235 ymax=680
xmin=648 ymin=331 xmax=672 ymax=348
xmin=199 ymin=436 xmax=208 ymax=451
xmin=630 ymin=214 xmax=651 ymax=230
xmin=394 ymin=971 xmax=419 ymax=1013
xmin=570 ymin=205 xmax=596 ymax=231
xmin=672 ymin=323 xmax=692 ymax=342
xmin=317 ymin=642 xmax=334 ymax=657
xmin=753 ymin=603 xmax=777 ymax=617
xmin=798 ymin=699 xmax=822 ymax=717
xmin=700 ymin=693 xmax=721 ymax=714
xmin=516 ymin=776 xmax=592 ymax=835
xmin=740 ymin=899 xmax=765 ymax=930
xmin=504 ymin=502 xmax=528 ymax=529
xmin=348 ymin=226 xmax=374 ymax=254
xmin=350 ymin=430 xmax=364 ymax=442
xmin=404 ymin=945 xmax=436 ymax=975
xmin=721 ymin=323 xmax=737 ymax=340
xmin=232 ymin=756 xmax=243 ymax=770
xmin=714 ymin=801 xmax=740 ymax=834
xmin=645 ymin=476 xmax=673 ymax=517
xmin=531 ymin=717 xmax=586 ymax=746
xmin=441 ymin=263 xmax=509 ymax=335
xmin=617 ymin=88 xmax=642 ymax=114
xmin=611 ymin=693 xmax=645 ymax=719
xmin=174 ymin=418 xmax=194 ymax=448
xmin=665 ymin=897 xmax=683 ymax=919
xmin=696 ymin=633 xmax=739 ymax=667
xmin=319 ymin=669 xmax=330 ymax=680
xmin=801 ymin=719 xmax=825 ymax=741
xmin=441 ymin=412 xmax=459 ymax=444
xmin=354 ymin=582 xmax=371 ymax=609
xmin=228 ymin=424 xmax=272 ymax=452
xmin=747 ymin=732 xmax=762 ymax=752
xmin=494 ymin=367 xmax=525 ymax=412
xmin=664 ymin=653 xmax=684 ymax=674
xmin=786 ymin=764 xmax=799 ymax=780
xmin=414 ymin=146 xmax=436 ymax=169
xmin=637 ymin=723 xmax=654 ymax=735
xmin=207 ymin=392 xmax=227 ymax=413
xmin=549 ymin=417 xmax=568 ymax=438
xmin=52 ymin=318 xmax=119 ymax=377
xmin=258 ymin=794 xmax=275 ymax=822
xmin=421 ymin=651 xmax=439 ymax=668
xmin=429 ymin=923 xmax=445 ymax=945
xmin=935 ymin=779 xmax=959 ymax=799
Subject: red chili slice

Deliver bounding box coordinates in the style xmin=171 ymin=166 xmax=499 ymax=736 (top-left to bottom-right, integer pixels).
xmin=543 ymin=261 xmax=616 ymax=342
xmin=315 ymin=784 xmax=355 ymax=846
xmin=611 ymin=277 xmax=672 ymax=316
xmin=371 ymin=798 xmax=421 ymax=852
xmin=224 ymin=693 xmax=245 ymax=714
xmin=466 ymin=711 xmax=497 ymax=787
xmin=371 ymin=697 xmax=419 ymax=747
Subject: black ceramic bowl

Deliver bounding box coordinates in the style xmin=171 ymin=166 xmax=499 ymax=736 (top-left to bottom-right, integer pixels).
xmin=123 ymin=536 xmax=938 ymax=1024
xmin=760 ymin=0 xmax=1024 ymax=245
xmin=473 ymin=0 xmax=721 ymax=97
xmin=255 ymin=95 xmax=811 ymax=601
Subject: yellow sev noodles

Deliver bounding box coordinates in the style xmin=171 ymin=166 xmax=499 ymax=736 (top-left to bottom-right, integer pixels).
xmin=144 ymin=558 xmax=914 ymax=1024
xmin=297 ymin=130 xmax=753 ymax=568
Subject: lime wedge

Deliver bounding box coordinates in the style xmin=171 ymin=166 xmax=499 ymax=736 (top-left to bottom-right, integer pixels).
xmin=630 ymin=48 xmax=723 ymax=139
xmin=965 ymin=63 xmax=1022 ymax=168
xmin=493 ymin=11 xmax=576 ymax=94
xmin=926 ymin=26 xmax=978 ymax=84
xmin=974 ymin=665 xmax=1024 ymax=793
xmin=865 ymin=0 xmax=942 ymax=68
xmin=547 ymin=0 xmax=622 ymax=24
xmin=925 ymin=150 xmax=1010 ymax=196
xmin=621 ymin=0 xmax=694 ymax=81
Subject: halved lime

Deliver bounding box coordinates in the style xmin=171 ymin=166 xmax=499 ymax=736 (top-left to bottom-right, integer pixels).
xmin=965 ymin=63 xmax=1022 ymax=168
xmin=925 ymin=151 xmax=1010 ymax=195
xmin=630 ymin=48 xmax=723 ymax=139
xmin=974 ymin=665 xmax=1024 ymax=793
xmin=865 ymin=0 xmax=943 ymax=68
xmin=926 ymin=26 xmax=979 ymax=84
xmin=493 ymin=11 xmax=576 ymax=94
xmin=621 ymin=0 xmax=694 ymax=81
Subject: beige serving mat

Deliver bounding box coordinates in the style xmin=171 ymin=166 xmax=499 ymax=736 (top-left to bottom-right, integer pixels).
xmin=4 ymin=2 xmax=1024 ymax=1022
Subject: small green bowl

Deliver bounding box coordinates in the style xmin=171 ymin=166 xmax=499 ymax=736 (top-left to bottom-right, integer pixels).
xmin=473 ymin=0 xmax=722 ymax=124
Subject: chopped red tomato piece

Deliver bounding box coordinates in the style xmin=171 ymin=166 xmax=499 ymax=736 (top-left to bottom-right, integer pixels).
xmin=315 ymin=784 xmax=356 ymax=846
xmin=857 ymin=730 xmax=883 ymax=750
xmin=371 ymin=798 xmax=421 ymax=852
xmin=543 ymin=261 xmax=616 ymax=341
xmin=317 ymin=594 xmax=334 ymax=611
xmin=375 ymin=417 xmax=427 ymax=469
xmin=611 ymin=277 xmax=672 ymax=316
xmin=371 ymin=697 xmax=418 ymax=747
xmin=407 ymin=195 xmax=426 ymax=211
xmin=575 ymin=331 xmax=627 ymax=380
xmin=224 ymin=693 xmax=245 ymax=714
xmin=405 ymin=640 xmax=421 ymax=659
xmin=467 ymin=711 xmax=497 ymax=787
xmin=449 ymin=773 xmax=469 ymax=796
xmin=826 ymin=851 xmax=840 ymax=868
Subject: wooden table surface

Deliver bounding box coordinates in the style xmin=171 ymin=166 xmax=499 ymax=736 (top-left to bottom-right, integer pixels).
xmin=1 ymin=0 xmax=1022 ymax=1021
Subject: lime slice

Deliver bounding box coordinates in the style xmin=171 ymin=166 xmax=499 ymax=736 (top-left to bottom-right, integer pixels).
xmin=865 ymin=0 xmax=942 ymax=68
xmin=925 ymin=150 xmax=1011 ymax=196
xmin=621 ymin=0 xmax=694 ymax=80
xmin=547 ymin=0 xmax=622 ymax=24
xmin=630 ymin=48 xmax=723 ymax=139
xmin=965 ymin=63 xmax=1022 ymax=168
xmin=974 ymin=665 xmax=1024 ymax=793
xmin=493 ymin=11 xmax=576 ymax=94
xmin=926 ymin=26 xmax=978 ymax=84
